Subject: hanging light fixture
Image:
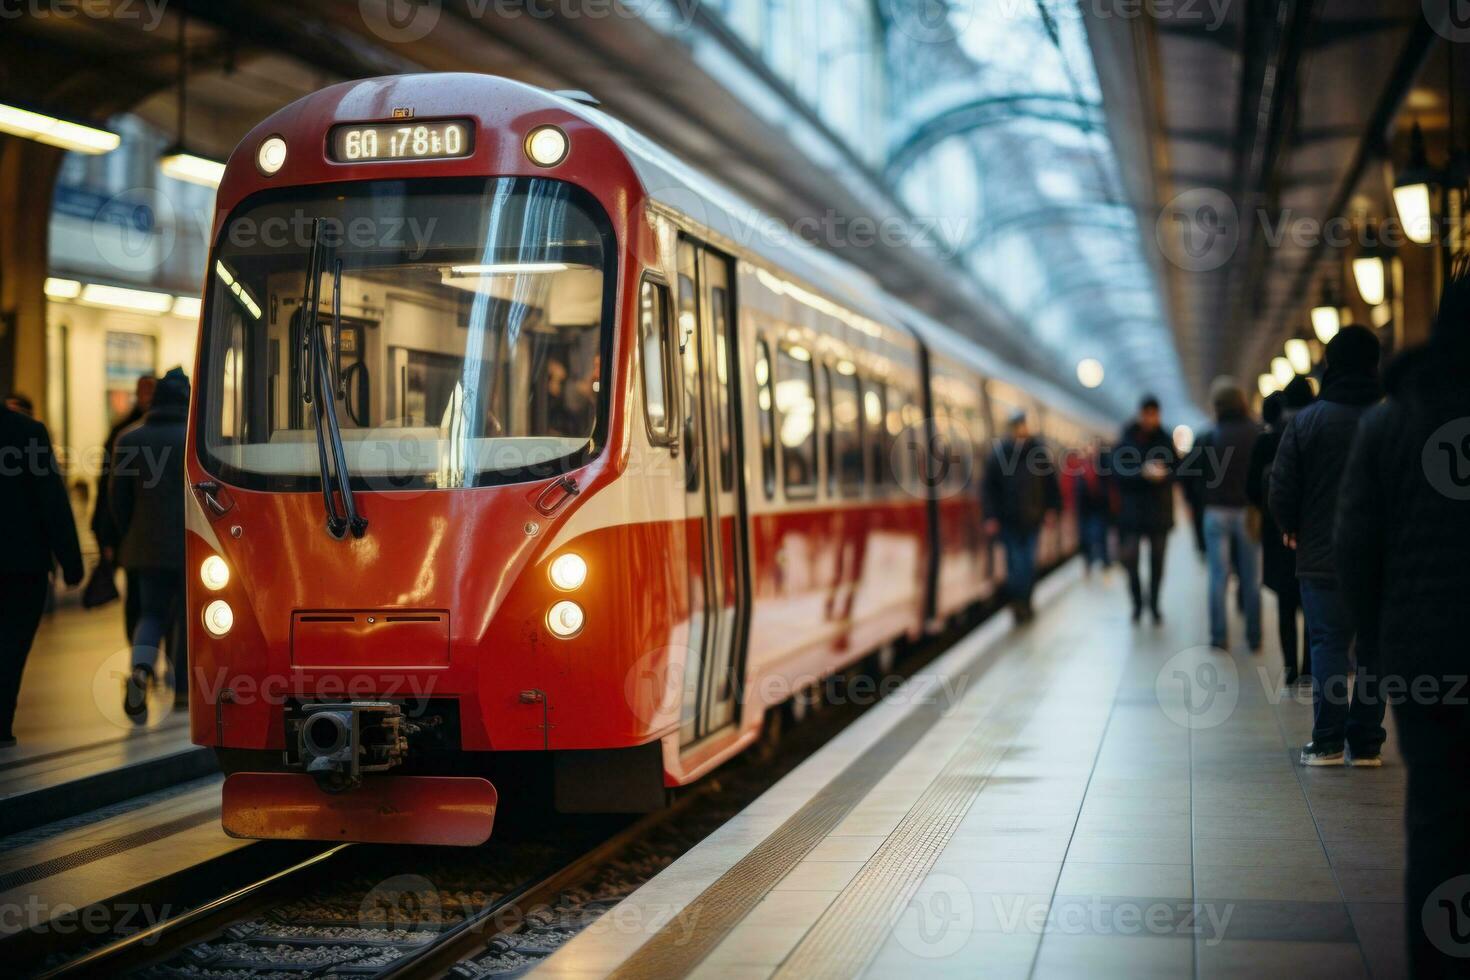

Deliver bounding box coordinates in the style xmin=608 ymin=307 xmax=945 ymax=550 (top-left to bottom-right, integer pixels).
xmin=1285 ymin=338 xmax=1312 ymax=375
xmin=1351 ymin=222 xmax=1390 ymax=307
xmin=1258 ymin=374 xmax=1279 ymax=398
xmin=1311 ymin=281 xmax=1342 ymax=345
xmin=157 ymin=13 xmax=223 ymax=189
xmin=1271 ymin=357 xmax=1295 ymax=387
xmin=1393 ymin=122 xmax=1437 ymax=245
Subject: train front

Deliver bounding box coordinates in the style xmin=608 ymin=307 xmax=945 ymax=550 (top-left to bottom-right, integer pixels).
xmin=184 ymin=75 xmax=652 ymax=846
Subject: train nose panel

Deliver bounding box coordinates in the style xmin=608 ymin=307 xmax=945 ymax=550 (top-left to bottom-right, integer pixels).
xmin=222 ymin=773 xmax=496 ymax=846
xmin=290 ymin=610 xmax=450 ymax=667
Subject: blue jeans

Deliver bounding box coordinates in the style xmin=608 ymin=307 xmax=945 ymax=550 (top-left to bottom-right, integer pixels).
xmin=1203 ymin=507 xmax=1261 ymax=649
xmin=1080 ymin=514 xmax=1109 ymax=568
xmin=1001 ymin=528 xmax=1039 ymax=604
xmin=130 ymin=569 xmax=184 ymax=690
xmin=1299 ymin=580 xmax=1386 ymax=753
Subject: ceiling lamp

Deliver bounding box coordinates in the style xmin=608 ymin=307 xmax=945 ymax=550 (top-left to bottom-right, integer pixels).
xmin=1393 ymin=122 xmax=1437 ymax=245
xmin=1285 ymin=338 xmax=1312 ymax=375
xmin=1311 ymin=284 xmax=1342 ymax=345
xmin=157 ymin=14 xmax=223 ymax=189
xmin=1351 ymin=223 xmax=1391 ymax=307
xmin=0 ymin=102 xmax=119 ymax=154
xmin=1258 ymin=374 xmax=1279 ymax=398
xmin=1076 ymin=358 xmax=1105 ymax=389
xmin=1271 ymin=357 xmax=1295 ymax=387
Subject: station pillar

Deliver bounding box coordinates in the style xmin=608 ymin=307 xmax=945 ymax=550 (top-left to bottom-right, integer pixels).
xmin=0 ymin=135 xmax=63 ymax=414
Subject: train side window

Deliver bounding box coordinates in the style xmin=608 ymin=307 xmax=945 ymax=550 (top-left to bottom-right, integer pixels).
xmin=775 ymin=346 xmax=817 ymax=496
xmin=863 ymin=378 xmax=887 ymax=494
xmin=638 ymin=278 xmax=674 ymax=445
xmin=831 ymin=367 xmax=864 ymax=497
xmin=755 ymin=340 xmax=777 ymax=499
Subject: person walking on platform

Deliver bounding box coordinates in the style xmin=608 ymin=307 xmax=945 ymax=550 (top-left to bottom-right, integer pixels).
xmin=1073 ymin=440 xmax=1114 ymax=575
xmin=982 ymin=411 xmax=1061 ymax=623
xmin=1113 ymin=395 xmax=1178 ymax=624
xmin=1188 ymin=378 xmax=1262 ymax=652
xmin=1337 ymin=269 xmax=1470 ymax=976
xmin=1269 ymin=326 xmax=1385 ymax=767
xmin=92 ymin=374 xmax=154 ymax=642
xmin=0 ymin=401 xmax=84 ymax=747
xmin=110 ymin=368 xmax=189 ymax=716
xmin=1249 ymin=381 xmax=1315 ymax=685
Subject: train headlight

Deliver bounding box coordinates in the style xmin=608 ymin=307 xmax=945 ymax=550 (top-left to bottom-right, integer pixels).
xmin=203 ymin=599 xmax=235 ymax=637
xmin=525 ymin=126 xmax=569 ymax=167
xmin=257 ymin=135 xmax=287 ymax=175
xmin=548 ymin=553 xmax=588 ymax=592
xmin=547 ymin=600 xmax=585 ymax=638
xmin=199 ymin=555 xmax=230 ymax=591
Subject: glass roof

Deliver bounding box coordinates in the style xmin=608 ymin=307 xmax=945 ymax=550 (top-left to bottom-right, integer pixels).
xmin=888 ymin=0 xmax=1194 ymax=420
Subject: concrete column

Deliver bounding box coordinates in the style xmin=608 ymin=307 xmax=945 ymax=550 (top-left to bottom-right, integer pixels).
xmin=0 ymin=135 xmax=64 ymax=418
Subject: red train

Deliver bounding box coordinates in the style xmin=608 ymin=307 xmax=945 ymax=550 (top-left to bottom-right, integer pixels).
xmin=183 ymin=73 xmax=1109 ymax=846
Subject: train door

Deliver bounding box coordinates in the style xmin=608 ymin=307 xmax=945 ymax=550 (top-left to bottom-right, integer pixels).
xmin=675 ymin=238 xmax=749 ymax=746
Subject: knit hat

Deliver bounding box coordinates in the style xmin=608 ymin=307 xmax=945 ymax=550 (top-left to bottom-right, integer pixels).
xmin=1282 ymin=376 xmax=1314 ymax=409
xmin=152 ymin=367 xmax=191 ymax=407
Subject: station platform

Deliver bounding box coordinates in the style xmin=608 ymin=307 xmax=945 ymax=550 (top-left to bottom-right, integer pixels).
xmin=535 ymin=540 xmax=1408 ymax=979
xmin=1 ymin=600 xmax=213 ymax=838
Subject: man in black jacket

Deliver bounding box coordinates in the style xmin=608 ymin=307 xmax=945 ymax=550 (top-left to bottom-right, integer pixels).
xmin=111 ymin=368 xmax=189 ymax=715
xmin=1113 ymin=395 xmax=1178 ymax=623
xmin=0 ymin=403 xmax=85 ymax=746
xmin=1248 ymin=379 xmax=1315 ymax=684
xmin=92 ymin=373 xmax=154 ymax=642
xmin=1337 ymin=272 xmax=1470 ymax=975
xmin=1188 ymin=378 xmax=1263 ymax=652
xmin=1269 ymin=325 xmax=1385 ymax=766
xmin=982 ymin=411 xmax=1061 ymax=623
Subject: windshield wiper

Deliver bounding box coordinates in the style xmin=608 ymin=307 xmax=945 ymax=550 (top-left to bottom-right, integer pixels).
xmin=302 ymin=220 xmax=368 ymax=539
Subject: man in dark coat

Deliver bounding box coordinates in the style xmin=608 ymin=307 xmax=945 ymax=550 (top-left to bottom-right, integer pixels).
xmin=1188 ymin=378 xmax=1263 ymax=651
xmin=1337 ymin=272 xmax=1470 ymax=975
xmin=110 ymin=368 xmax=189 ymax=715
xmin=1113 ymin=395 xmax=1179 ymax=623
xmin=0 ymin=403 xmax=84 ymax=746
xmin=982 ymin=411 xmax=1061 ymax=623
xmin=1248 ymin=379 xmax=1315 ymax=684
xmin=92 ymin=374 xmax=155 ymax=642
xmin=1269 ymin=325 xmax=1385 ymax=767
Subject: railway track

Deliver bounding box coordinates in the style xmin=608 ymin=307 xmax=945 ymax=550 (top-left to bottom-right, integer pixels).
xmin=32 ymin=593 xmax=1025 ymax=979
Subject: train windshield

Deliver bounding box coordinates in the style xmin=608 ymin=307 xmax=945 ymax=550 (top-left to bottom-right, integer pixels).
xmin=198 ymin=176 xmax=614 ymax=491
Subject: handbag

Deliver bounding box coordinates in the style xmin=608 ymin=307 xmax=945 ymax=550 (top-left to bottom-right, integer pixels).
xmin=82 ymin=558 xmax=121 ymax=609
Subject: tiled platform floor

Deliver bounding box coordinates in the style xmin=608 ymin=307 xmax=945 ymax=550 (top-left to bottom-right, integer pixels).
xmin=539 ymin=535 xmax=1408 ymax=979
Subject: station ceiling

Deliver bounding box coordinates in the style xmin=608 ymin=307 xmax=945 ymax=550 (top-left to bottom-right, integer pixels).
xmin=0 ymin=0 xmax=1443 ymax=421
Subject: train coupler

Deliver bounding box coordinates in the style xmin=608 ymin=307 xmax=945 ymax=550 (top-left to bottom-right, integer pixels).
xmin=285 ymin=701 xmax=411 ymax=793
